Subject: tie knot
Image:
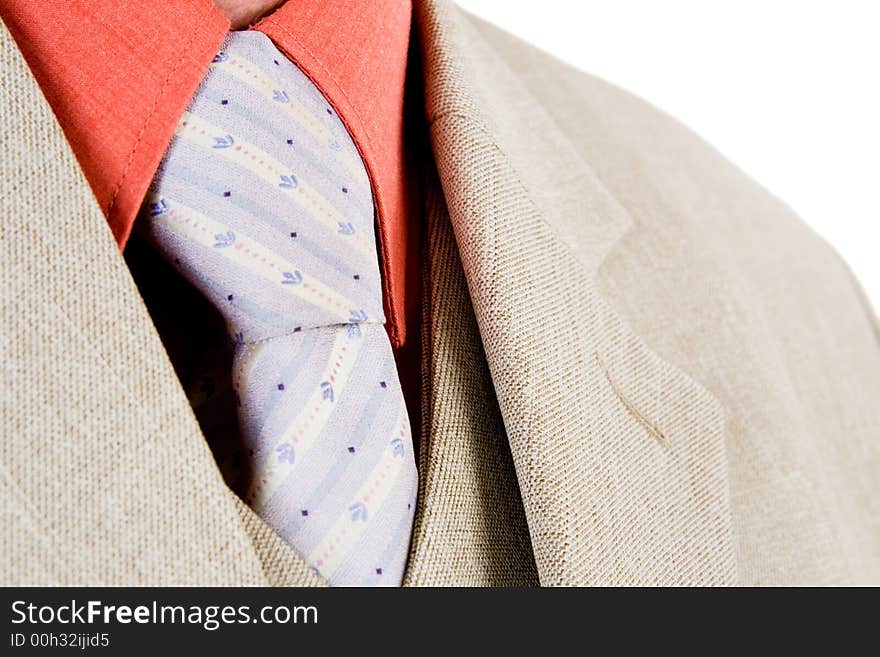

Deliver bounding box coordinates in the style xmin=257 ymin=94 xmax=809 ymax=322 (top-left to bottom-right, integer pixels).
xmin=141 ymin=31 xmax=386 ymax=344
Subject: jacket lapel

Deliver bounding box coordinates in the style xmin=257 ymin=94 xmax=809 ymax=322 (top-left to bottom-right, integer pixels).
xmin=417 ymin=0 xmax=736 ymax=584
xmin=403 ymin=163 xmax=540 ymax=586
xmin=0 ymin=23 xmax=321 ymax=586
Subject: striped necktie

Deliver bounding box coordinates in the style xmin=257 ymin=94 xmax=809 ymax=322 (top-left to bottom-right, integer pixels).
xmin=139 ymin=31 xmax=417 ymax=586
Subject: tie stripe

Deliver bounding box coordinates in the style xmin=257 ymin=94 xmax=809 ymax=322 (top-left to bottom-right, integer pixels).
xmin=245 ymin=329 xmax=363 ymax=510
xmin=174 ymin=112 xmax=376 ymax=256
xmin=307 ymin=406 xmax=410 ymax=578
xmin=147 ymin=193 xmax=364 ymax=323
xmin=209 ymin=51 xmax=368 ymax=185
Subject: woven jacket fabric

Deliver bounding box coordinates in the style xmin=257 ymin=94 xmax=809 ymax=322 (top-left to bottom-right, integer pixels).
xmin=415 ymin=2 xmax=879 ymax=584
xmin=3 ymin=0 xmax=880 ymax=586
xmin=403 ymin=165 xmax=539 ymax=586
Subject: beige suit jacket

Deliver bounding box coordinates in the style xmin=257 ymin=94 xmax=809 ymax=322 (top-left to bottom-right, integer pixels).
xmin=2 ymin=1 xmax=878 ymax=586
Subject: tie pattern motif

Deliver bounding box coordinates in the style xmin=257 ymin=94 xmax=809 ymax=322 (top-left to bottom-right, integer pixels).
xmin=139 ymin=31 xmax=417 ymax=586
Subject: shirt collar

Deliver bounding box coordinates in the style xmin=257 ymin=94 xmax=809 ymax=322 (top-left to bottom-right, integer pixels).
xmin=257 ymin=1 xmax=417 ymax=348
xmin=1 ymin=0 xmax=416 ymax=348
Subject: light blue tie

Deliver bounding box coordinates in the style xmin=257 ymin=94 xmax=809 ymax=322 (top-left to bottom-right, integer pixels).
xmin=139 ymin=31 xmax=417 ymax=586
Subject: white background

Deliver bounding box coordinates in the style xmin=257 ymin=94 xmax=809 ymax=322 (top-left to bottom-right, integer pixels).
xmin=457 ymin=0 xmax=879 ymax=309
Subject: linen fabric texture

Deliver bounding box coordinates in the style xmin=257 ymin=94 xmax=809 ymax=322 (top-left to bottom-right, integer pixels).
xmin=2 ymin=0 xmax=879 ymax=586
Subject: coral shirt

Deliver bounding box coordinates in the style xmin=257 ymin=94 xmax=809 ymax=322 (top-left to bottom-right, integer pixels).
xmin=1 ymin=0 xmax=419 ymax=351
